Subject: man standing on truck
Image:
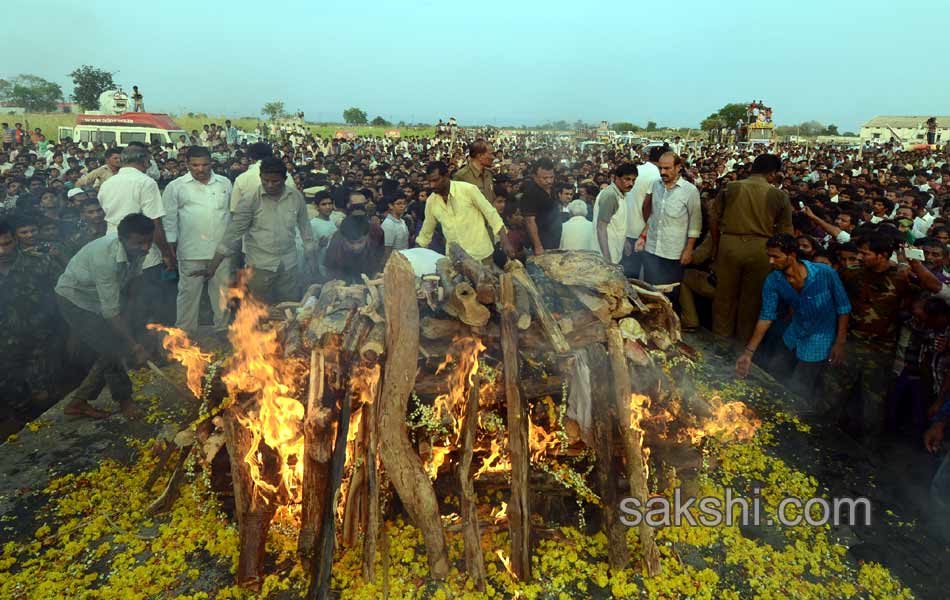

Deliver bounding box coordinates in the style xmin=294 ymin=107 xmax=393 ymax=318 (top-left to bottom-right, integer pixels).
xmin=132 ymin=86 xmax=144 ymax=112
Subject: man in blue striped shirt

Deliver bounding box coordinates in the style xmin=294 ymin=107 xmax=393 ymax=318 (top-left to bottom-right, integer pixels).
xmin=736 ymin=234 xmax=851 ymax=400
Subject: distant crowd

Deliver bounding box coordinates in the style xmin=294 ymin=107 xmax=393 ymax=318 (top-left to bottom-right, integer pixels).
xmin=2 ymin=120 xmax=950 ymax=540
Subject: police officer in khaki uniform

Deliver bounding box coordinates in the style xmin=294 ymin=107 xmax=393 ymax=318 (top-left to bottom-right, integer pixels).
xmin=452 ymin=139 xmax=495 ymax=206
xmin=710 ymin=154 xmax=793 ymax=343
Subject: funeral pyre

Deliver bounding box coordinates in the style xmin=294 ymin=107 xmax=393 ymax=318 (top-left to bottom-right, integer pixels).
xmin=146 ymin=247 xmax=760 ymax=595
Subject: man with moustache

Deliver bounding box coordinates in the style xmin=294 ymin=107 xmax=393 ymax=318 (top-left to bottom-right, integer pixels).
xmin=192 ymin=158 xmax=313 ymax=304
xmin=636 ymin=152 xmax=701 ymax=294
xmin=592 ymin=162 xmax=636 ymax=264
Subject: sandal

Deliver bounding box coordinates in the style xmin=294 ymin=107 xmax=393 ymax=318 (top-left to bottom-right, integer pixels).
xmin=64 ymin=401 xmax=112 ymax=419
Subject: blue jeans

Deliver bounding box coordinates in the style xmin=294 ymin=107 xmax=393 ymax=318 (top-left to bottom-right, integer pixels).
xmin=642 ymin=252 xmax=684 ymax=304
xmin=621 ymin=239 xmax=644 ymax=279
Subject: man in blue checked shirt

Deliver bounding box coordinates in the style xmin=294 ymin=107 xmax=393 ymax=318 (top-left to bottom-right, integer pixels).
xmin=736 ymin=234 xmax=851 ymax=399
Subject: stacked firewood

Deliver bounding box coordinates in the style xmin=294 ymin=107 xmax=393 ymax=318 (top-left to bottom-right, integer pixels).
xmin=148 ymin=248 xmax=690 ymax=596
xmin=265 ymin=248 xmax=686 ymax=592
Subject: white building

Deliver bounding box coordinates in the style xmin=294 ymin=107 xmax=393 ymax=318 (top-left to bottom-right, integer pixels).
xmin=860 ymin=115 xmax=950 ymax=144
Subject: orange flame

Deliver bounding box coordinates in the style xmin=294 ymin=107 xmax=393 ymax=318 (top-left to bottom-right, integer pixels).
xmin=492 ymin=501 xmax=508 ymax=524
xmin=496 ymin=549 xmax=517 ymax=580
xmin=146 ymin=324 xmax=213 ymax=398
xmin=433 ymin=337 xmax=486 ymax=445
xmin=527 ymin=414 xmax=559 ymax=463
xmin=680 ymin=396 xmax=761 ymax=444
xmin=628 ymin=393 xmax=652 ymax=479
xmin=221 ymin=278 xmax=306 ymax=503
xmin=475 ymin=438 xmax=508 ymax=478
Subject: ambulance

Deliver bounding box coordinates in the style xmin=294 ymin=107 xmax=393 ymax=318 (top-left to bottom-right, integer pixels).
xmin=58 ymin=112 xmax=189 ymax=148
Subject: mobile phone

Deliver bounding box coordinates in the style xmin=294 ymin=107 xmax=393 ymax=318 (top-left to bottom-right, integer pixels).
xmin=905 ymin=247 xmax=925 ymax=261
xmin=799 ymin=201 xmax=805 ymax=209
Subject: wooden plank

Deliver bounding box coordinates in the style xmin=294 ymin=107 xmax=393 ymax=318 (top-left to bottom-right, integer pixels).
xmin=500 ymin=272 xmax=532 ymax=580
xmin=458 ymin=373 xmax=487 ymax=590
xmin=376 ymin=253 xmax=450 ymax=580
xmin=606 ymin=325 xmax=661 ymax=576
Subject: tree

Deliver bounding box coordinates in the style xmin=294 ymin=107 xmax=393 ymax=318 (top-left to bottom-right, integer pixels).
xmin=370 ymin=116 xmax=390 ymax=126
xmin=69 ymin=65 xmax=115 ymax=111
xmin=0 ymin=79 xmax=10 ymax=103
xmin=343 ymin=107 xmax=368 ymax=125
xmin=700 ymin=116 xmax=724 ymax=131
xmin=612 ymin=122 xmax=641 ymax=133
xmin=261 ymin=101 xmax=285 ymax=120
xmin=645 ymin=121 xmax=657 ymax=132
xmin=798 ymin=120 xmax=825 ymax=136
xmin=7 ymin=74 xmax=63 ymax=112
xmin=825 ymin=124 xmax=839 ymax=136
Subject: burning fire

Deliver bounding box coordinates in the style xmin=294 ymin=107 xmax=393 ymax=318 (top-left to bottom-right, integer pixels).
xmin=527 ymin=414 xmax=559 ymax=463
xmin=146 ymin=324 xmax=213 ymax=398
xmin=433 ymin=337 xmax=485 ymax=443
xmin=475 ymin=438 xmax=508 ymax=478
xmin=628 ymin=393 xmax=652 ymax=479
xmin=221 ymin=280 xmax=307 ymax=503
xmin=680 ymin=395 xmax=761 ymax=444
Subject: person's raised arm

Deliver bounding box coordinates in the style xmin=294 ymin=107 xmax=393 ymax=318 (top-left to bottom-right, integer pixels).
xmin=909 ymin=256 xmax=943 ymax=293
xmin=415 ymin=196 xmax=437 ymax=249
xmin=802 ymin=206 xmax=848 ymax=241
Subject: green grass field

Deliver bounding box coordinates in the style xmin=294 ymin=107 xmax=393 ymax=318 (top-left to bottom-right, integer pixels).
xmin=0 ymin=112 xmax=435 ymax=142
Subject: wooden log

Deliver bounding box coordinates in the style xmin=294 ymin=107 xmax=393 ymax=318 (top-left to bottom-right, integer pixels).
xmin=587 ymin=343 xmax=629 ymax=571
xmin=606 ymin=325 xmax=661 ymax=576
xmin=310 ymin=317 xmax=372 ymax=600
xmin=506 ymin=261 xmax=570 ymax=354
xmin=449 ymin=242 xmax=497 ymax=304
xmin=222 ymin=407 xmax=279 ymax=590
xmin=435 ymin=258 xmax=460 ymax=299
xmin=362 ymin=377 xmax=381 ymax=582
xmin=360 ymin=321 xmax=386 ymax=362
xmin=298 ymin=350 xmax=329 ymax=558
xmin=377 ymin=252 xmax=450 ymax=580
xmin=341 ymin=455 xmax=366 ymax=548
xmin=458 ymin=373 xmax=487 ymax=590
xmin=145 ymin=445 xmax=191 ymax=516
xmin=500 ymin=272 xmax=532 ymax=580
xmin=308 ymin=393 xmax=351 ymax=599
xmin=414 ymin=371 xmax=562 ymax=400
xmin=512 ymin=277 xmax=532 ymax=330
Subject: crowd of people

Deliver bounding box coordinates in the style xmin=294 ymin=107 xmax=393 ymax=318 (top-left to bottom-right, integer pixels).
xmin=2 ymin=121 xmax=950 ymax=537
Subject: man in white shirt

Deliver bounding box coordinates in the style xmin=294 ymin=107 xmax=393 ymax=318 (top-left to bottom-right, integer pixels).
xmin=55 ymin=214 xmax=155 ymax=420
xmin=636 ymin=152 xmax=701 ymax=295
xmin=162 ymin=146 xmax=233 ymax=335
xmin=381 ymin=196 xmax=410 ymax=262
xmin=98 ymin=143 xmax=177 ymax=331
xmin=309 ymin=192 xmax=338 ymax=282
xmin=98 ymin=144 xmax=174 ymax=271
xmin=194 ymin=158 xmax=314 ymax=304
xmin=559 ymin=200 xmax=597 ymax=252
xmin=230 ymin=142 xmax=296 ymax=211
xmin=593 ymin=163 xmax=636 ymax=263
xmin=624 ymin=146 xmax=662 ymax=277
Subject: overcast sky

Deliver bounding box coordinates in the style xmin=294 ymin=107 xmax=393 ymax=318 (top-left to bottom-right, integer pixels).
xmin=3 ymin=0 xmax=946 ymax=131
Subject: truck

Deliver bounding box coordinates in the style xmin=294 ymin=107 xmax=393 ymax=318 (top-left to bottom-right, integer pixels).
xmin=739 ymin=100 xmax=775 ymax=147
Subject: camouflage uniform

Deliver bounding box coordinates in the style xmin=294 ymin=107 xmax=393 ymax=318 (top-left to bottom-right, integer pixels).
xmin=0 ymin=251 xmax=62 ymax=419
xmin=823 ymin=265 xmax=915 ymax=438
xmin=61 ymin=223 xmax=106 ymax=259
